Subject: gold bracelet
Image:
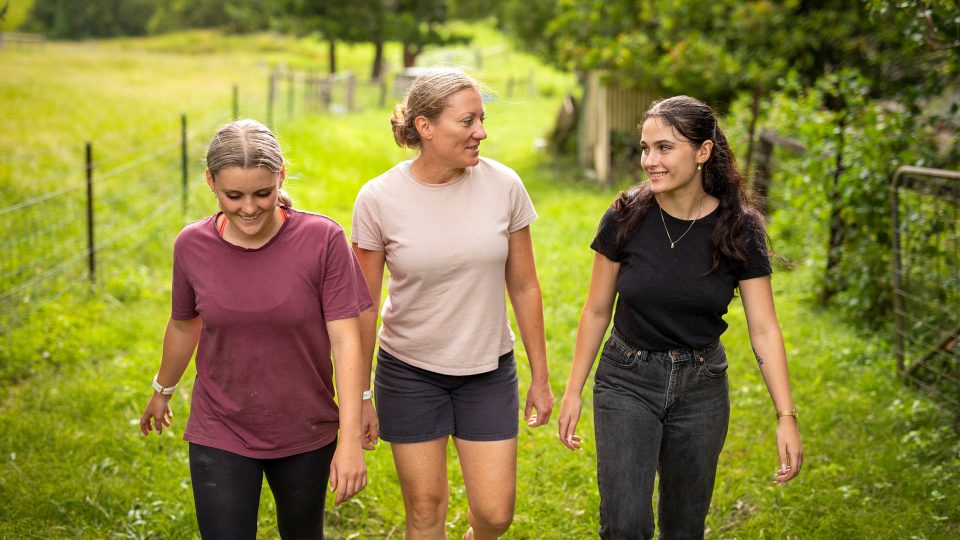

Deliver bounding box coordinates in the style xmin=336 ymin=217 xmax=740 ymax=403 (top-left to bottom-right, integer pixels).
xmin=776 ymin=409 xmax=798 ymax=421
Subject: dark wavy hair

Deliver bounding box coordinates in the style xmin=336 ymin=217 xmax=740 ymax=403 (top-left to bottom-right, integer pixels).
xmin=613 ymin=95 xmax=763 ymax=274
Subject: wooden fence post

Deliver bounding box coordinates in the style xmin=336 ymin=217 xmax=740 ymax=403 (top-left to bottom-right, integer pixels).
xmin=288 ymin=71 xmax=294 ymax=121
xmin=267 ymin=70 xmax=276 ymax=127
xmin=346 ymin=73 xmax=356 ymax=112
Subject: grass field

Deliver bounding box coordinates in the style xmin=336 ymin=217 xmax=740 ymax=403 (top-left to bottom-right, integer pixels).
xmin=1 ymin=24 xmax=958 ymax=539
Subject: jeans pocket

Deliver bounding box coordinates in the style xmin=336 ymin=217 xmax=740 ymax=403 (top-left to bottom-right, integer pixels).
xmin=599 ymin=335 xmax=639 ymax=370
xmin=698 ymin=344 xmax=728 ymax=378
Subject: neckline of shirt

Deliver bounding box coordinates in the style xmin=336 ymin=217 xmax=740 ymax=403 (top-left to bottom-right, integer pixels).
xmin=210 ymin=206 xmax=294 ymax=252
xmin=656 ymin=200 xmax=720 ymax=223
xmin=402 ymin=160 xmax=469 ymax=188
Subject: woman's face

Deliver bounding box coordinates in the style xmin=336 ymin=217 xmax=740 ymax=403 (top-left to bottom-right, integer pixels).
xmin=419 ymin=88 xmax=487 ymax=169
xmin=206 ymin=165 xmax=284 ymax=241
xmin=639 ymin=117 xmax=709 ymax=196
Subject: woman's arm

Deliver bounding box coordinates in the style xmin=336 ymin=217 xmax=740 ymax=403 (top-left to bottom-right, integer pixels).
xmin=327 ymin=315 xmax=368 ymax=505
xmin=139 ymin=316 xmax=202 ymax=435
xmin=352 ymin=245 xmax=386 ymax=450
xmin=739 ymin=275 xmax=803 ymax=484
xmin=505 ymin=226 xmax=555 ymax=427
xmin=558 ymin=253 xmax=619 ymax=450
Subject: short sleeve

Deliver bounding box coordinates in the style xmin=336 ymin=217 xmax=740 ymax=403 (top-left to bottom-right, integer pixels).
xmin=738 ymin=218 xmax=773 ymax=280
xmin=589 ymin=206 xmax=622 ymax=262
xmin=170 ymin=235 xmax=199 ymax=320
xmin=320 ymin=227 xmax=375 ymax=321
xmin=507 ymin=177 xmax=538 ymax=233
xmin=351 ymin=184 xmax=385 ymax=251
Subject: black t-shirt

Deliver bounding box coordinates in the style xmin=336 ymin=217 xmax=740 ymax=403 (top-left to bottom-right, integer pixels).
xmin=590 ymin=203 xmax=771 ymax=350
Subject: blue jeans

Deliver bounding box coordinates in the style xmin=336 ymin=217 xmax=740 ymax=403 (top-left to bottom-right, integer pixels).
xmin=594 ymin=331 xmax=730 ymax=540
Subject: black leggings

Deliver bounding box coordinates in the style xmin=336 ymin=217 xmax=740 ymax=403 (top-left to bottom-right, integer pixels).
xmin=189 ymin=441 xmax=336 ymax=540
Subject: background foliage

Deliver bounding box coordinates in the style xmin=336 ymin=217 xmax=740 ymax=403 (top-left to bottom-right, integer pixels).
xmin=492 ymin=0 xmax=960 ymax=325
xmin=2 ymin=2 xmax=959 ymax=537
xmin=2 ymin=28 xmax=958 ymax=537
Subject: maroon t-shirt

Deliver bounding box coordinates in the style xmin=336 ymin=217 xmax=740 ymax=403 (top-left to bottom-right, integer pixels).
xmin=171 ymin=208 xmax=373 ymax=458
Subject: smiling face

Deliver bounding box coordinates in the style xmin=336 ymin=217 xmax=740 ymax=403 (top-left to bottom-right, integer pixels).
xmin=418 ymin=88 xmax=487 ymax=170
xmin=206 ymin=165 xmax=284 ymax=243
xmin=639 ymin=117 xmax=712 ymax=197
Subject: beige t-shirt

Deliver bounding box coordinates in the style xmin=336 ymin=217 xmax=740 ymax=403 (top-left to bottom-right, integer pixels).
xmin=351 ymin=157 xmax=538 ymax=375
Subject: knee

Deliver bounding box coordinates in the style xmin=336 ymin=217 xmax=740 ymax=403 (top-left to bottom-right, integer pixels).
xmin=406 ymin=493 xmax=447 ymax=531
xmin=471 ymin=506 xmax=514 ymax=535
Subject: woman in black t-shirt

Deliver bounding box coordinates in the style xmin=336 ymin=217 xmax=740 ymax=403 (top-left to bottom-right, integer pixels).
xmin=558 ymin=96 xmax=803 ymax=539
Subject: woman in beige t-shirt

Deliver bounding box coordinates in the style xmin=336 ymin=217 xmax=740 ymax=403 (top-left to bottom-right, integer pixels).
xmin=352 ymin=68 xmax=554 ymax=539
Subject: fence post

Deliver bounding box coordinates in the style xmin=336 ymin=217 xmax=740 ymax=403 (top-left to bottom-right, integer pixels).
xmin=232 ymin=84 xmax=239 ymax=120
xmin=346 ymin=73 xmax=356 ymax=112
xmin=379 ymin=77 xmax=388 ymax=109
xmin=181 ymin=114 xmax=188 ymax=215
xmin=267 ymin=70 xmax=276 ymax=127
xmin=85 ymin=142 xmax=95 ymax=284
xmin=288 ymin=71 xmax=294 ymax=121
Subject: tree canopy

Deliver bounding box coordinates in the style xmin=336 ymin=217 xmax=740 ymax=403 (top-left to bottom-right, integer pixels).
xmin=499 ymin=0 xmax=959 ymax=105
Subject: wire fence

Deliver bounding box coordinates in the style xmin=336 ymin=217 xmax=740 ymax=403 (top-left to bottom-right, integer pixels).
xmin=0 ymin=117 xmax=213 ymax=329
xmin=0 ymin=90 xmax=243 ymax=332
xmin=892 ymin=166 xmax=960 ymax=409
xmin=0 ymin=61 xmax=544 ymax=344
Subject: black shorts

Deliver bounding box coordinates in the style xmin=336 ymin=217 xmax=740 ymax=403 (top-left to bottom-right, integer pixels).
xmin=374 ymin=348 xmax=520 ymax=443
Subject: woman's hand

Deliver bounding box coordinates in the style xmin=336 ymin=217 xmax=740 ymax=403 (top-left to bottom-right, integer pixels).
xmin=360 ymin=399 xmax=379 ymax=450
xmin=524 ymin=379 xmax=554 ymax=427
xmin=774 ymin=418 xmax=802 ymax=484
xmin=139 ymin=393 xmax=173 ymax=435
xmin=557 ymin=391 xmax=585 ymax=451
xmin=329 ymin=443 xmax=367 ymax=505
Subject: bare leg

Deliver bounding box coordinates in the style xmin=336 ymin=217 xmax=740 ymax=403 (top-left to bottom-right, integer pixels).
xmin=392 ymin=437 xmax=450 ymax=540
xmin=454 ymin=437 xmax=518 ymax=540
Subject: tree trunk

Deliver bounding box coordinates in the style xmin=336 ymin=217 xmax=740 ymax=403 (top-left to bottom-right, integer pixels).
xmin=403 ymin=42 xmax=418 ymax=68
xmin=752 ymin=135 xmax=774 ymax=215
xmin=328 ymin=38 xmax=337 ymax=75
xmin=744 ymin=84 xmax=762 ymax=176
xmin=371 ymin=39 xmax=384 ymax=80
xmin=821 ymin=112 xmax=848 ymax=306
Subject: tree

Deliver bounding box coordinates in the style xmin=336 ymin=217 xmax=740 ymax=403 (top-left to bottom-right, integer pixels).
xmin=283 ymin=0 xmax=470 ymax=77
xmin=499 ymin=0 xmax=956 ymax=107
xmin=148 ymin=0 xmax=284 ymax=35
xmin=386 ymin=0 xmax=470 ymax=69
xmin=24 ymin=0 xmax=159 ymax=39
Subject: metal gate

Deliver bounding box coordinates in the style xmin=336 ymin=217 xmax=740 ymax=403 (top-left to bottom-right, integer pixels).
xmin=892 ymin=166 xmax=960 ymax=407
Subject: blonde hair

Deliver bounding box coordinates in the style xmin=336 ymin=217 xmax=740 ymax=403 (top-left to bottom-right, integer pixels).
xmin=205 ymin=119 xmax=293 ymax=206
xmin=390 ymin=68 xmax=481 ymax=149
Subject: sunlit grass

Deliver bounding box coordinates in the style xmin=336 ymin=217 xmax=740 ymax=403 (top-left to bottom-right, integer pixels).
xmin=1 ymin=23 xmax=957 ymax=540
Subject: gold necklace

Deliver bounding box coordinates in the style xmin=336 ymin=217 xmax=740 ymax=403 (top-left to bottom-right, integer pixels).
xmin=658 ymin=197 xmax=704 ymax=249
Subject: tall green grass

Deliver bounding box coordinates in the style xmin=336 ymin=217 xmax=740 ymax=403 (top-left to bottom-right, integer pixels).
xmin=1 ymin=23 xmax=957 ymax=539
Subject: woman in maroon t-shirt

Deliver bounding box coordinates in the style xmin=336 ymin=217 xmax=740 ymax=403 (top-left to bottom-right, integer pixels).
xmin=139 ymin=119 xmax=373 ymax=538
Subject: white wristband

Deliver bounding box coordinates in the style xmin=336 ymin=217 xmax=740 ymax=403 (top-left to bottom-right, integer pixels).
xmin=362 ymin=389 xmax=373 ymax=400
xmin=152 ymin=376 xmax=177 ymax=395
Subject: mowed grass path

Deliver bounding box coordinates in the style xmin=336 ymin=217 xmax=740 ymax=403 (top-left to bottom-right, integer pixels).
xmin=2 ymin=31 xmax=958 ymax=539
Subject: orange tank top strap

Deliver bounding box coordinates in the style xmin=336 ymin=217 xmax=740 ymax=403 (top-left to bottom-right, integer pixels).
xmin=216 ymin=207 xmax=286 ymax=238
